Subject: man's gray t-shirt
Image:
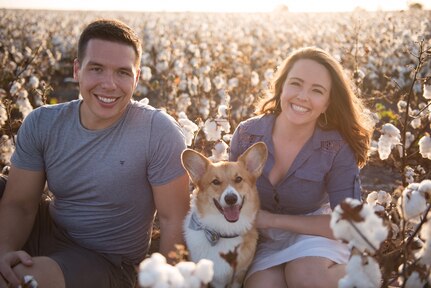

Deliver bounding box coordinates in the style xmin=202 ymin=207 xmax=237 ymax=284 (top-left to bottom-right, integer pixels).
xmin=11 ymin=100 xmax=186 ymax=264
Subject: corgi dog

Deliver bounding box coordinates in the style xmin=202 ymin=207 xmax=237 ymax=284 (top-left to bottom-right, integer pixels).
xmin=181 ymin=142 xmax=267 ymax=288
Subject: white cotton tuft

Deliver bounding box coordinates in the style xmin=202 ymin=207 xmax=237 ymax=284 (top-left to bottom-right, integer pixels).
xmin=140 ymin=66 xmax=152 ymax=81
xmin=423 ymin=84 xmax=431 ymax=99
xmin=338 ymin=255 xmax=381 ymax=288
xmin=251 ymin=71 xmax=259 ymax=86
xmin=209 ymin=140 xmax=229 ymax=162
xmin=377 ymin=123 xmax=400 ymax=160
xmin=330 ymin=198 xmax=388 ymax=253
xmin=366 ymin=190 xmax=392 ymax=211
xmin=417 ymin=218 xmax=431 ymax=265
xmin=139 ymin=253 xmax=214 ymax=288
xmin=418 ymin=136 xmax=431 ymax=160
xmin=203 ymin=119 xmax=222 ymax=141
xmin=178 ymin=112 xmax=199 ymax=147
xmin=398 ymin=183 xmax=427 ymax=220
xmin=195 ymin=259 xmax=214 ymax=284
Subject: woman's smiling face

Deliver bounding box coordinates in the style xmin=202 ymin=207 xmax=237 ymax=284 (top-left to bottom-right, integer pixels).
xmin=279 ymin=58 xmax=331 ymax=128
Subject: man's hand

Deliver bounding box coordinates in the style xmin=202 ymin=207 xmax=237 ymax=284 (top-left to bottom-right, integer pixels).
xmin=0 ymin=250 xmax=33 ymax=287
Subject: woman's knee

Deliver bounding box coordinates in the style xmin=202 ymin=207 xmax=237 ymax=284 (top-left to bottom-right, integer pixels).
xmin=244 ymin=265 xmax=287 ymax=288
xmin=284 ymin=258 xmax=343 ymax=288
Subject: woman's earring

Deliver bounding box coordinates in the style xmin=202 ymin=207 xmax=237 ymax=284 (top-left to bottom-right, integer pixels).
xmin=320 ymin=112 xmax=328 ymax=127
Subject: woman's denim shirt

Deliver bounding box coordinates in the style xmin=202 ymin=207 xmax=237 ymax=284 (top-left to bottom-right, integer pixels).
xmin=229 ymin=114 xmax=361 ymax=215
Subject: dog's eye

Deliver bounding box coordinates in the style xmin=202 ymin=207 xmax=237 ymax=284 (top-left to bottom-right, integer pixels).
xmin=235 ymin=176 xmax=243 ymax=183
xmin=212 ymin=179 xmax=221 ymax=185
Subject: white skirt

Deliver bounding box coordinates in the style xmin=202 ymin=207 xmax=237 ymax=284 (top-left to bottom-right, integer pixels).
xmin=246 ymin=204 xmax=350 ymax=279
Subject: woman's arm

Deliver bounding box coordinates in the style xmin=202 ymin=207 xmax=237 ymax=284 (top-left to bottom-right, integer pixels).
xmin=255 ymin=209 xmax=335 ymax=239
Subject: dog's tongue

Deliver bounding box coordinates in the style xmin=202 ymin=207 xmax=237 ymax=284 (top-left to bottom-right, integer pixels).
xmin=223 ymin=205 xmax=241 ymax=222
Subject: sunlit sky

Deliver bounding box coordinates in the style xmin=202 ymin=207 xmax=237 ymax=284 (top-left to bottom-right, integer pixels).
xmin=0 ymin=0 xmax=430 ymax=13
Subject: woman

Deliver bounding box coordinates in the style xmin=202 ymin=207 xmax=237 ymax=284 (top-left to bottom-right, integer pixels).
xmin=229 ymin=47 xmax=374 ymax=287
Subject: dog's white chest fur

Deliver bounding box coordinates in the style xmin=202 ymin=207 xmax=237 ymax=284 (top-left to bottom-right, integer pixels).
xmin=184 ymin=208 xmax=244 ymax=288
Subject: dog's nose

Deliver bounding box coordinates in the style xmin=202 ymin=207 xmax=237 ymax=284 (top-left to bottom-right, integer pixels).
xmin=224 ymin=193 xmax=238 ymax=205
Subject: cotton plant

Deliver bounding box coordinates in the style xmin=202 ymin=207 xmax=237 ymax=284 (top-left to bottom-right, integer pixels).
xmin=365 ymin=190 xmax=392 ymax=212
xmin=0 ymin=135 xmax=15 ymax=166
xmin=138 ymin=253 xmax=213 ymax=288
xmin=418 ymin=135 xmax=431 ymax=160
xmin=423 ymin=84 xmax=431 ymax=99
xmin=404 ymin=166 xmax=416 ymax=184
xmin=397 ymin=182 xmax=428 ymax=221
xmin=0 ymin=100 xmax=7 ymax=126
xmin=208 ymin=140 xmax=229 ymax=162
xmin=177 ymin=112 xmax=199 ymax=147
xmin=338 ymin=254 xmax=382 ymax=288
xmin=140 ymin=66 xmax=152 ymax=81
xmin=408 ymin=108 xmax=423 ymax=129
xmin=330 ymin=198 xmax=388 ymax=253
xmin=377 ymin=123 xmax=401 ymax=160
xmin=202 ymin=105 xmax=231 ymax=142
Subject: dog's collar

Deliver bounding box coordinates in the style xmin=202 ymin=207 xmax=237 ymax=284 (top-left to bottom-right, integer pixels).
xmin=189 ymin=212 xmax=240 ymax=246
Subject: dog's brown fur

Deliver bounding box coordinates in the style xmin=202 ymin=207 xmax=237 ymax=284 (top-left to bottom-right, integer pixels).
xmin=182 ymin=142 xmax=267 ymax=287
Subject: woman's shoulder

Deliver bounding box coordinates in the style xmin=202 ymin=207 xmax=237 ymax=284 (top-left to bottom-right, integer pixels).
xmin=238 ymin=113 xmax=275 ymax=135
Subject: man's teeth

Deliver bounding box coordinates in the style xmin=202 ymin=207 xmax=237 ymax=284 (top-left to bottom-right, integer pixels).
xmin=292 ymin=104 xmax=309 ymax=112
xmin=98 ymin=96 xmax=116 ymax=103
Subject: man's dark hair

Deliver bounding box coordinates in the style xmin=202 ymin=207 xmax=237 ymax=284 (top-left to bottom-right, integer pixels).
xmin=78 ymin=18 xmax=142 ymax=67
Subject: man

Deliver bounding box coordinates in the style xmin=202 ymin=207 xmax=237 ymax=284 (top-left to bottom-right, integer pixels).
xmin=0 ymin=19 xmax=190 ymax=288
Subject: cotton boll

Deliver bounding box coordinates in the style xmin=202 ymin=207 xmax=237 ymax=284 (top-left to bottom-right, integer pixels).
xmin=182 ymin=276 xmax=203 ymax=288
xmin=377 ymin=124 xmax=401 ymax=160
xmin=195 ymin=259 xmax=214 ymax=284
xmin=209 ymin=140 xmax=229 ymax=162
xmin=417 ymin=220 xmax=431 ymax=265
xmin=404 ymin=166 xmax=416 ymax=184
xmin=250 ymin=71 xmax=259 ymax=86
xmin=177 ymin=93 xmax=191 ymax=113
xmin=331 ymin=198 xmax=388 ymax=253
xmin=423 ymin=84 xmax=431 ymax=99
xmin=405 ymin=271 xmax=426 ymax=288
xmin=398 ymin=183 xmax=427 ymax=220
xmin=175 ymin=261 xmax=196 ymax=279
xmin=203 ymin=119 xmax=222 ymax=141
xmin=418 ymin=136 xmax=431 ymax=160
xmin=410 ymin=117 xmax=421 ymax=129
xmin=202 ymin=77 xmax=211 ymax=93
xmin=338 ymin=255 xmax=381 ymax=288
xmin=381 ymin=123 xmax=401 ymax=138
xmin=178 ymin=112 xmax=199 ymax=147
xmin=418 ymin=179 xmax=431 ymax=195
xmin=141 ymin=66 xmax=152 ymax=81
xmin=397 ymin=100 xmax=407 ymax=112
xmin=366 ymin=191 xmax=378 ymax=205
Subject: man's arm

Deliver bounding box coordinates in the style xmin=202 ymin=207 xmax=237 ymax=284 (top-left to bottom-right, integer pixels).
xmin=152 ymin=173 xmax=190 ymax=260
xmin=0 ymin=165 xmax=45 ymax=285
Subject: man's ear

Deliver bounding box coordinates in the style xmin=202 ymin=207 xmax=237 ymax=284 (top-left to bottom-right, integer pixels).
xmin=134 ymin=68 xmax=141 ymax=89
xmin=73 ymin=59 xmax=80 ymax=81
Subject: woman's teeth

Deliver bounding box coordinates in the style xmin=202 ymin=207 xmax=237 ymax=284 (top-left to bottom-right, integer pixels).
xmin=291 ymin=104 xmax=309 ymax=112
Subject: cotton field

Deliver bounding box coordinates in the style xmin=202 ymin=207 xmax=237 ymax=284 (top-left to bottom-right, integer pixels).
xmin=1 ymin=8 xmax=431 ymax=287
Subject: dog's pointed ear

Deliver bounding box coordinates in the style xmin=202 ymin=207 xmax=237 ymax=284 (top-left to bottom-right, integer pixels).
xmin=181 ymin=149 xmax=210 ymax=183
xmin=238 ymin=142 xmax=268 ymax=177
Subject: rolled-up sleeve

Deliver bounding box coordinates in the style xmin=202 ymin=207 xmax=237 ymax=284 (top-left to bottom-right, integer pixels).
xmin=326 ymin=143 xmax=361 ymax=209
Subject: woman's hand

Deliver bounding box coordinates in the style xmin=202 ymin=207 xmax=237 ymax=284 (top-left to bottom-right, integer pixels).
xmin=255 ymin=209 xmax=276 ymax=229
